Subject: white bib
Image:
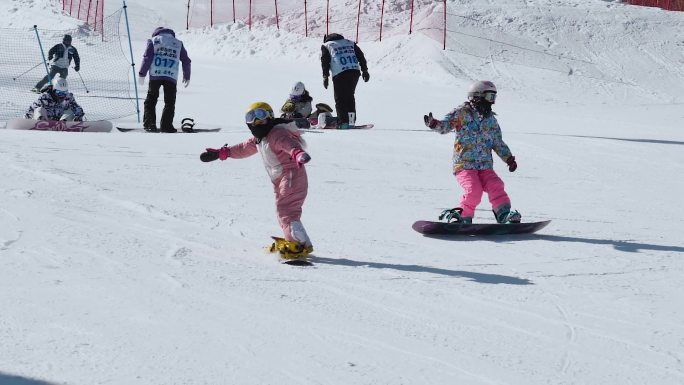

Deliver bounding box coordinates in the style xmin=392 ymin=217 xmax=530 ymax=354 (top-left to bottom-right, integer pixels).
xmin=324 ymin=39 xmax=360 ymax=77
xmin=150 ymin=34 xmax=182 ymax=81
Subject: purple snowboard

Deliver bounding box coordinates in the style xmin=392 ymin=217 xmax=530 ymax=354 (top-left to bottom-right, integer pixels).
xmin=412 ymin=220 xmax=551 ymax=236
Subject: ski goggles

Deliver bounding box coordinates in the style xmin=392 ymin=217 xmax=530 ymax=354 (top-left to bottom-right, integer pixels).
xmin=54 ymin=90 xmax=68 ymax=97
xmin=482 ymin=91 xmax=497 ymax=103
xmin=245 ymin=108 xmax=272 ymax=124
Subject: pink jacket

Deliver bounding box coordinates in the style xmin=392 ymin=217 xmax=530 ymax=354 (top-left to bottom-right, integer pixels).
xmin=227 ymin=121 xmax=307 ymax=181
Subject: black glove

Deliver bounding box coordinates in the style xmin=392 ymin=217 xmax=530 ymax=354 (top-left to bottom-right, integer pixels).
xmin=74 ymin=65 xmax=80 ymax=72
xmin=200 ymin=151 xmax=220 ymax=162
xmin=506 ymin=156 xmax=517 ymax=172
xmin=423 ymin=112 xmax=439 ymax=129
xmin=362 ymin=71 xmax=369 ymax=82
xmin=323 ymin=77 xmax=329 ymax=89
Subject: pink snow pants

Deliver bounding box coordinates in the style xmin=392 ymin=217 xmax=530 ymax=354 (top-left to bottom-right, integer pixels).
xmin=272 ymin=167 xmax=308 ymax=242
xmin=455 ymin=169 xmax=510 ymax=218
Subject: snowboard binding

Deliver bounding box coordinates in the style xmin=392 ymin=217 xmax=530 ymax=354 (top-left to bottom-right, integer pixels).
xmin=493 ymin=206 xmax=522 ymax=224
xmin=438 ymin=208 xmax=472 ymax=224
xmin=268 ymin=237 xmax=313 ymax=262
xmin=181 ymin=117 xmax=196 ymax=133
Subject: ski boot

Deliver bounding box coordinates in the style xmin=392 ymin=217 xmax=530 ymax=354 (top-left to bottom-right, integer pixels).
xmin=493 ymin=205 xmax=521 ymax=224
xmin=438 ymin=207 xmax=473 ymax=224
xmin=268 ymin=237 xmax=313 ymax=261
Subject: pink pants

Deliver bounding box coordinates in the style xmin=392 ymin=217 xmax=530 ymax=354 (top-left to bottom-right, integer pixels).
xmin=273 ymin=167 xmax=309 ymax=243
xmin=455 ymin=169 xmax=510 ymax=218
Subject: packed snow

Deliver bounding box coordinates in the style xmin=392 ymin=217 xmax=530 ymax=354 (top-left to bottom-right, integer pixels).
xmin=0 ymin=0 xmax=683 ymax=384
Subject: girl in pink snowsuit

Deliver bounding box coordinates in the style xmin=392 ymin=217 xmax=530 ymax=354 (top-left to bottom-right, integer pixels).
xmin=200 ymin=102 xmax=313 ymax=250
xmin=424 ymin=81 xmax=521 ymax=224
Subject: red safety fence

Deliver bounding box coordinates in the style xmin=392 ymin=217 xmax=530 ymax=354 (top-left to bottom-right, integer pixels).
xmin=626 ymin=0 xmax=684 ymax=11
xmin=187 ymin=0 xmax=448 ymax=48
xmin=62 ymin=0 xmax=105 ymax=34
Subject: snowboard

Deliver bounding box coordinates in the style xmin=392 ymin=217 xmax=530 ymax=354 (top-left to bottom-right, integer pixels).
xmin=268 ymin=236 xmax=314 ymax=266
xmin=293 ymin=117 xmax=373 ymax=130
xmin=116 ymin=127 xmax=221 ymax=133
xmin=4 ymin=118 xmax=112 ymax=132
xmin=412 ymin=220 xmax=551 ymax=236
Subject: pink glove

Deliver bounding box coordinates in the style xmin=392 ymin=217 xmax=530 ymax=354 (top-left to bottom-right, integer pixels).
xmin=200 ymin=146 xmax=230 ymax=162
xmin=291 ymin=149 xmax=311 ymax=167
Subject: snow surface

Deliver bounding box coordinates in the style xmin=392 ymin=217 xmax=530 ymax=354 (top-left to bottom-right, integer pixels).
xmin=1 ymin=0 xmax=683 ymax=384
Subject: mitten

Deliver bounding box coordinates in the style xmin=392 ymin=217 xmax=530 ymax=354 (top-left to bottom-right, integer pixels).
xmin=423 ymin=113 xmax=439 ymax=129
xmin=323 ymin=77 xmax=329 ymax=89
xmin=362 ymin=71 xmax=370 ymax=82
xmin=282 ymin=101 xmax=296 ymax=113
xmin=138 ymin=76 xmax=145 ymax=86
xmin=291 ymin=149 xmax=311 ymax=167
xmin=74 ymin=65 xmax=80 ymax=72
xmin=201 ymin=146 xmax=230 ymax=162
xmin=182 ymin=78 xmax=190 ymax=88
xmin=506 ymin=155 xmax=517 ymax=172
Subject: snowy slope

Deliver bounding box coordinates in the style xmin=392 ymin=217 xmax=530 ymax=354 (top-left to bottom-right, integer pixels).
xmin=1 ymin=0 xmax=683 ymax=384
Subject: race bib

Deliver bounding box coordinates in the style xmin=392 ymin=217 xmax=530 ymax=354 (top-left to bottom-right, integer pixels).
xmin=325 ymin=39 xmax=360 ymax=77
xmin=150 ymin=34 xmax=182 ymax=81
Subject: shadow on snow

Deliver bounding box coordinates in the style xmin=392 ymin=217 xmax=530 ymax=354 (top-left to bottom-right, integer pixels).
xmin=311 ymin=256 xmax=533 ymax=285
xmin=0 ymin=373 xmax=59 ymax=385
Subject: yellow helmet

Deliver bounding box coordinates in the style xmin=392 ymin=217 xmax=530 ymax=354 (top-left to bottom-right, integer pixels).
xmin=245 ymin=102 xmax=274 ymax=124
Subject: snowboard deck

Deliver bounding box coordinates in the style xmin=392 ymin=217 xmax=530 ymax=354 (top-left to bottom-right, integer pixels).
xmin=268 ymin=236 xmax=314 ymax=266
xmin=116 ymin=127 xmax=221 ymax=133
xmin=293 ymin=117 xmax=373 ymax=130
xmin=412 ymin=220 xmax=551 ymax=236
xmin=5 ymin=118 xmax=112 ymax=132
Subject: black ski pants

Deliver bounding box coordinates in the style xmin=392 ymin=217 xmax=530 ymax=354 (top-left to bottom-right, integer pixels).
xmin=35 ymin=66 xmax=69 ymax=90
xmin=332 ymin=70 xmax=360 ymax=125
xmin=143 ymin=79 xmax=177 ymax=129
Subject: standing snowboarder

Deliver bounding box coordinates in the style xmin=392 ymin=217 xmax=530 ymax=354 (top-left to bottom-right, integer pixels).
xmin=32 ymin=34 xmax=80 ymax=93
xmin=25 ymin=74 xmax=84 ymax=121
xmin=138 ymin=27 xmax=191 ymax=133
xmin=320 ymin=33 xmax=369 ymax=129
xmin=424 ymin=80 xmax=521 ymax=224
xmin=200 ymin=102 xmax=314 ymax=261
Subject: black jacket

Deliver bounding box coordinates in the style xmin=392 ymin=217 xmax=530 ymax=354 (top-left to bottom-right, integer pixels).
xmin=48 ymin=43 xmax=80 ymax=69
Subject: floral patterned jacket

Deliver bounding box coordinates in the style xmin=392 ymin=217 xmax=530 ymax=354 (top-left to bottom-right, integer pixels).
xmin=432 ymin=101 xmax=513 ymax=173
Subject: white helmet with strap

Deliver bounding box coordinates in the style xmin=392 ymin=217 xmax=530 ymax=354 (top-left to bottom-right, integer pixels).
xmin=52 ymin=74 xmax=69 ymax=93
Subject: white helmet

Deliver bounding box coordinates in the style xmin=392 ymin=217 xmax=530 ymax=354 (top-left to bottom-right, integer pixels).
xmin=290 ymin=81 xmax=306 ymax=96
xmin=467 ymin=80 xmax=496 ymax=100
xmin=52 ymin=74 xmax=69 ymax=93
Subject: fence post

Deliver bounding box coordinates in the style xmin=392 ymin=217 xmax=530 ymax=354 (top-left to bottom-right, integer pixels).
xmin=443 ymin=0 xmax=446 ymax=50
xmin=326 ymin=0 xmax=329 ymax=37
xmin=123 ymin=1 xmax=141 ymax=123
xmin=304 ymin=0 xmax=308 ymax=37
xmin=409 ymin=0 xmax=414 ymax=34
xmin=249 ymin=0 xmax=252 ymax=30
xmin=186 ymin=0 xmax=190 ymax=29
xmin=211 ymin=0 xmax=214 ymax=27
xmin=275 ymin=0 xmax=280 ymax=29
xmin=380 ymin=0 xmax=385 ymax=41
xmin=87 ymin=0 xmax=93 ymax=25
xmin=356 ymin=0 xmax=361 ymax=42
xmin=33 ymin=25 xmax=51 ymax=85
xmin=233 ymin=0 xmax=236 ymax=23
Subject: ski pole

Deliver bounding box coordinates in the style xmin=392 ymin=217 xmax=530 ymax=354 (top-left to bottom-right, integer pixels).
xmin=75 ymin=69 xmax=90 ymax=93
xmin=13 ymin=62 xmax=43 ymax=81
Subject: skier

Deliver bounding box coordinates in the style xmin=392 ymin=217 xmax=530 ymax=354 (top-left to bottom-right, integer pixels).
xmin=320 ymin=33 xmax=369 ymax=129
xmin=25 ymin=74 xmax=84 ymax=121
xmin=424 ymin=80 xmax=521 ymax=224
xmin=138 ymin=27 xmax=191 ymax=133
xmin=280 ymin=81 xmax=313 ymax=119
xmin=32 ymin=34 xmax=80 ymax=93
xmin=200 ymin=102 xmax=314 ymax=259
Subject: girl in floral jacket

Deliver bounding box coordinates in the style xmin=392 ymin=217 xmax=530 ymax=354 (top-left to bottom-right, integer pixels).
xmin=424 ymin=81 xmax=521 ymax=224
